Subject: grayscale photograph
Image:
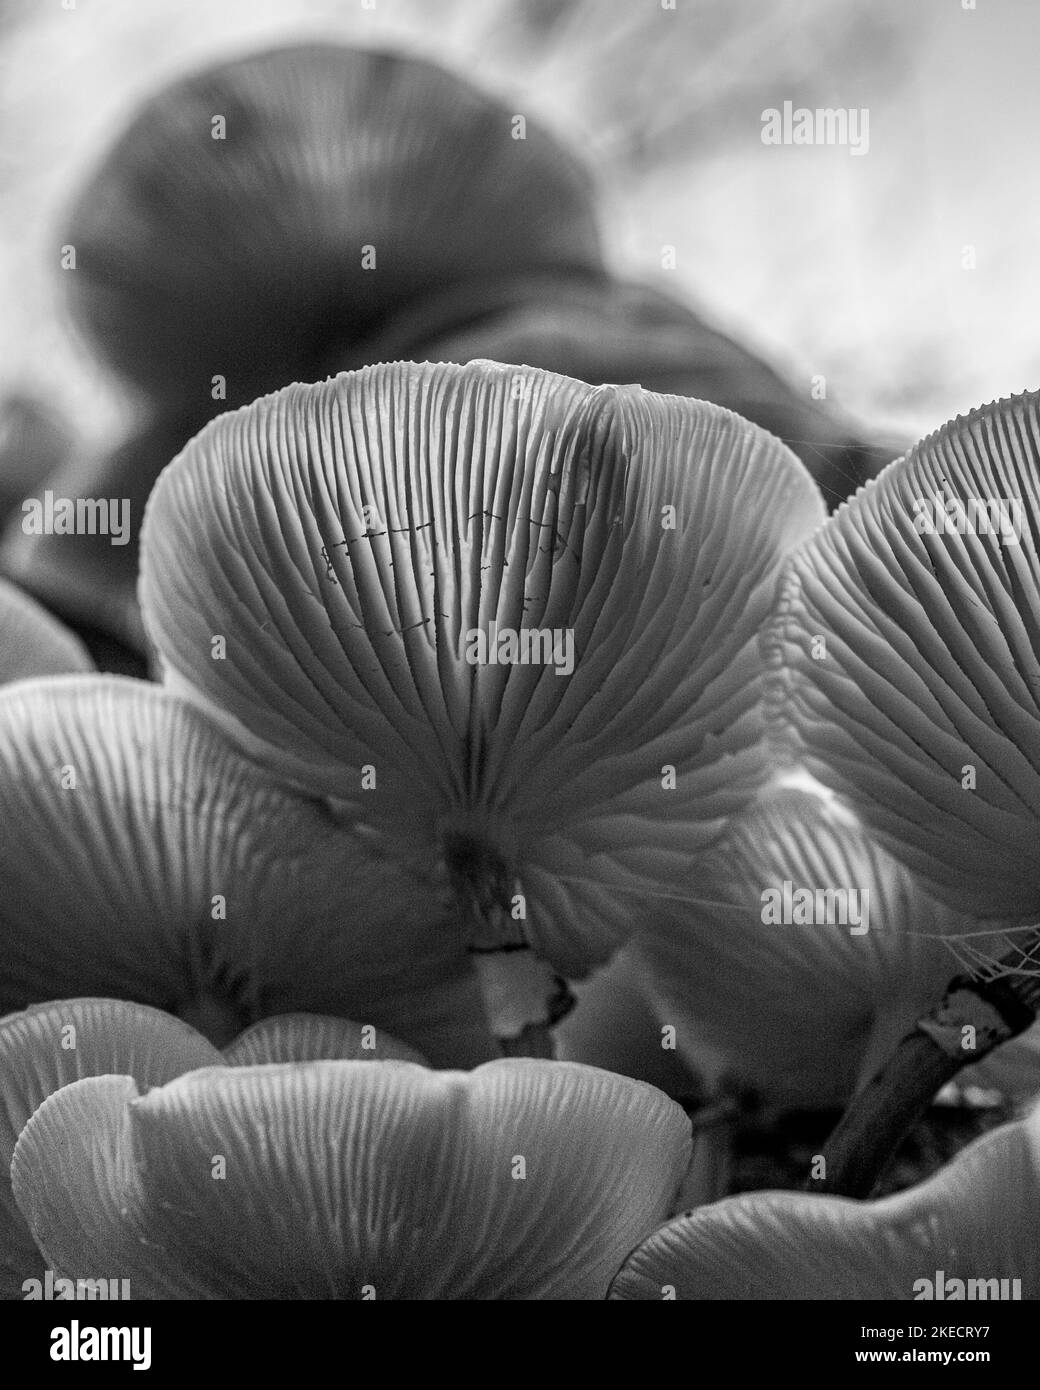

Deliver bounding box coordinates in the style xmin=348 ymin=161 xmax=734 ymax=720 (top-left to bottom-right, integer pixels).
xmin=0 ymin=0 xmax=1036 ymax=1359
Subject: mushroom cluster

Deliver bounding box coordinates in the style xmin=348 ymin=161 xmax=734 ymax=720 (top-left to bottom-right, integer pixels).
xmin=4 ymin=1000 xmax=692 ymax=1300
xmin=0 ymin=35 xmax=1038 ymax=1304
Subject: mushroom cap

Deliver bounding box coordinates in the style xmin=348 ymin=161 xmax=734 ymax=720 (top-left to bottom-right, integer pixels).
xmin=608 ymin=1099 xmax=1040 ymax=1299
xmin=345 ymin=273 xmax=896 ymax=509
xmin=0 ymin=1000 xmax=424 ymax=1297
xmin=561 ymin=785 xmax=1040 ymax=1104
xmin=0 ymin=575 xmax=93 ymax=682
xmin=139 ymin=360 xmax=825 ymax=976
xmin=768 ymin=390 xmax=1040 ymax=926
xmin=0 ymin=675 xmax=493 ymax=1067
xmin=622 ymin=788 xmax=967 ymax=1105
xmin=63 ymin=43 xmax=602 ymax=410
xmin=12 ymin=1057 xmax=690 ymax=1299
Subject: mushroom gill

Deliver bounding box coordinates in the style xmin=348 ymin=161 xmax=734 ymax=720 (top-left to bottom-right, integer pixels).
xmin=0 ymin=999 xmax=424 ymax=1298
xmin=0 ymin=675 xmax=493 ymax=1068
xmin=13 ymin=1057 xmax=690 ymax=1300
xmin=767 ymin=389 xmax=1040 ymax=929
xmin=568 ymin=788 xmax=963 ymax=1108
xmin=139 ymin=359 xmax=825 ymax=1044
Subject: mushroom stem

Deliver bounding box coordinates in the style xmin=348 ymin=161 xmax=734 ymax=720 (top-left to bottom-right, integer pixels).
xmin=677 ymin=1098 xmax=738 ymax=1208
xmin=443 ymin=828 xmax=575 ymax=1055
xmin=813 ymin=962 xmax=1040 ymax=1197
xmin=472 ymin=951 xmax=574 ymax=1058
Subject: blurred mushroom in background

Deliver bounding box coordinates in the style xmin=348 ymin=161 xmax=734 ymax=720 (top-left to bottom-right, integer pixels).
xmin=1 ymin=40 xmax=606 ymax=656
xmin=0 ymin=13 xmax=920 ymax=660
xmin=0 ymin=390 xmax=72 ymax=529
xmin=348 ymin=271 xmax=900 ymax=508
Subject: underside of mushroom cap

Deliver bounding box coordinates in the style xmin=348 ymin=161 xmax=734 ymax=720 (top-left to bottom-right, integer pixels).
xmin=0 ymin=999 xmax=427 ymax=1297
xmin=140 ymin=360 xmax=824 ymax=977
xmin=63 ymin=42 xmax=602 ymax=409
xmin=627 ymin=787 xmax=966 ymax=1105
xmin=12 ymin=1058 xmax=690 ymax=1299
xmin=767 ymin=390 xmax=1040 ymax=920
xmin=0 ymin=675 xmax=493 ymax=1067
xmin=0 ymin=998 xmax=223 ymax=1297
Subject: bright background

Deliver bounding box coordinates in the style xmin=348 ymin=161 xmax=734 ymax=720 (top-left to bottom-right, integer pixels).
xmin=0 ymin=0 xmax=1037 ymax=447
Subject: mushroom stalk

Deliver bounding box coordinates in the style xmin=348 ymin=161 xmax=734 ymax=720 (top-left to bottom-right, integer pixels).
xmin=470 ymin=950 xmax=574 ymax=1059
xmin=445 ymin=828 xmax=575 ymax=1057
xmin=678 ymin=1098 xmax=737 ymax=1208
xmin=813 ymin=958 xmax=1040 ymax=1197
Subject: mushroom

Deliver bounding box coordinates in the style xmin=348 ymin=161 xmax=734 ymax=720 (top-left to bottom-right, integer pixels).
xmin=765 ymin=390 xmax=1040 ymax=1190
xmin=561 ymin=787 xmax=967 ymax=1108
xmin=0 ymin=391 xmax=73 ymax=529
xmin=0 ymin=999 xmax=423 ymax=1299
xmin=138 ymin=359 xmax=826 ymax=1051
xmin=9 ymin=1018 xmax=691 ymax=1298
xmin=609 ymin=1095 xmax=1040 ymax=1300
xmin=0 ymin=674 xmax=494 ymax=1067
xmin=62 ymin=43 xmax=602 ymax=415
xmin=0 ymin=575 xmax=93 ymax=682
xmin=769 ymin=390 xmax=1040 ymax=922
xmin=345 ymin=272 xmax=899 ymax=510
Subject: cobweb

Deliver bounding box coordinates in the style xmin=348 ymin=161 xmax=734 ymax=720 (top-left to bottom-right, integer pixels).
xmin=940 ymin=921 xmax=1040 ymax=984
